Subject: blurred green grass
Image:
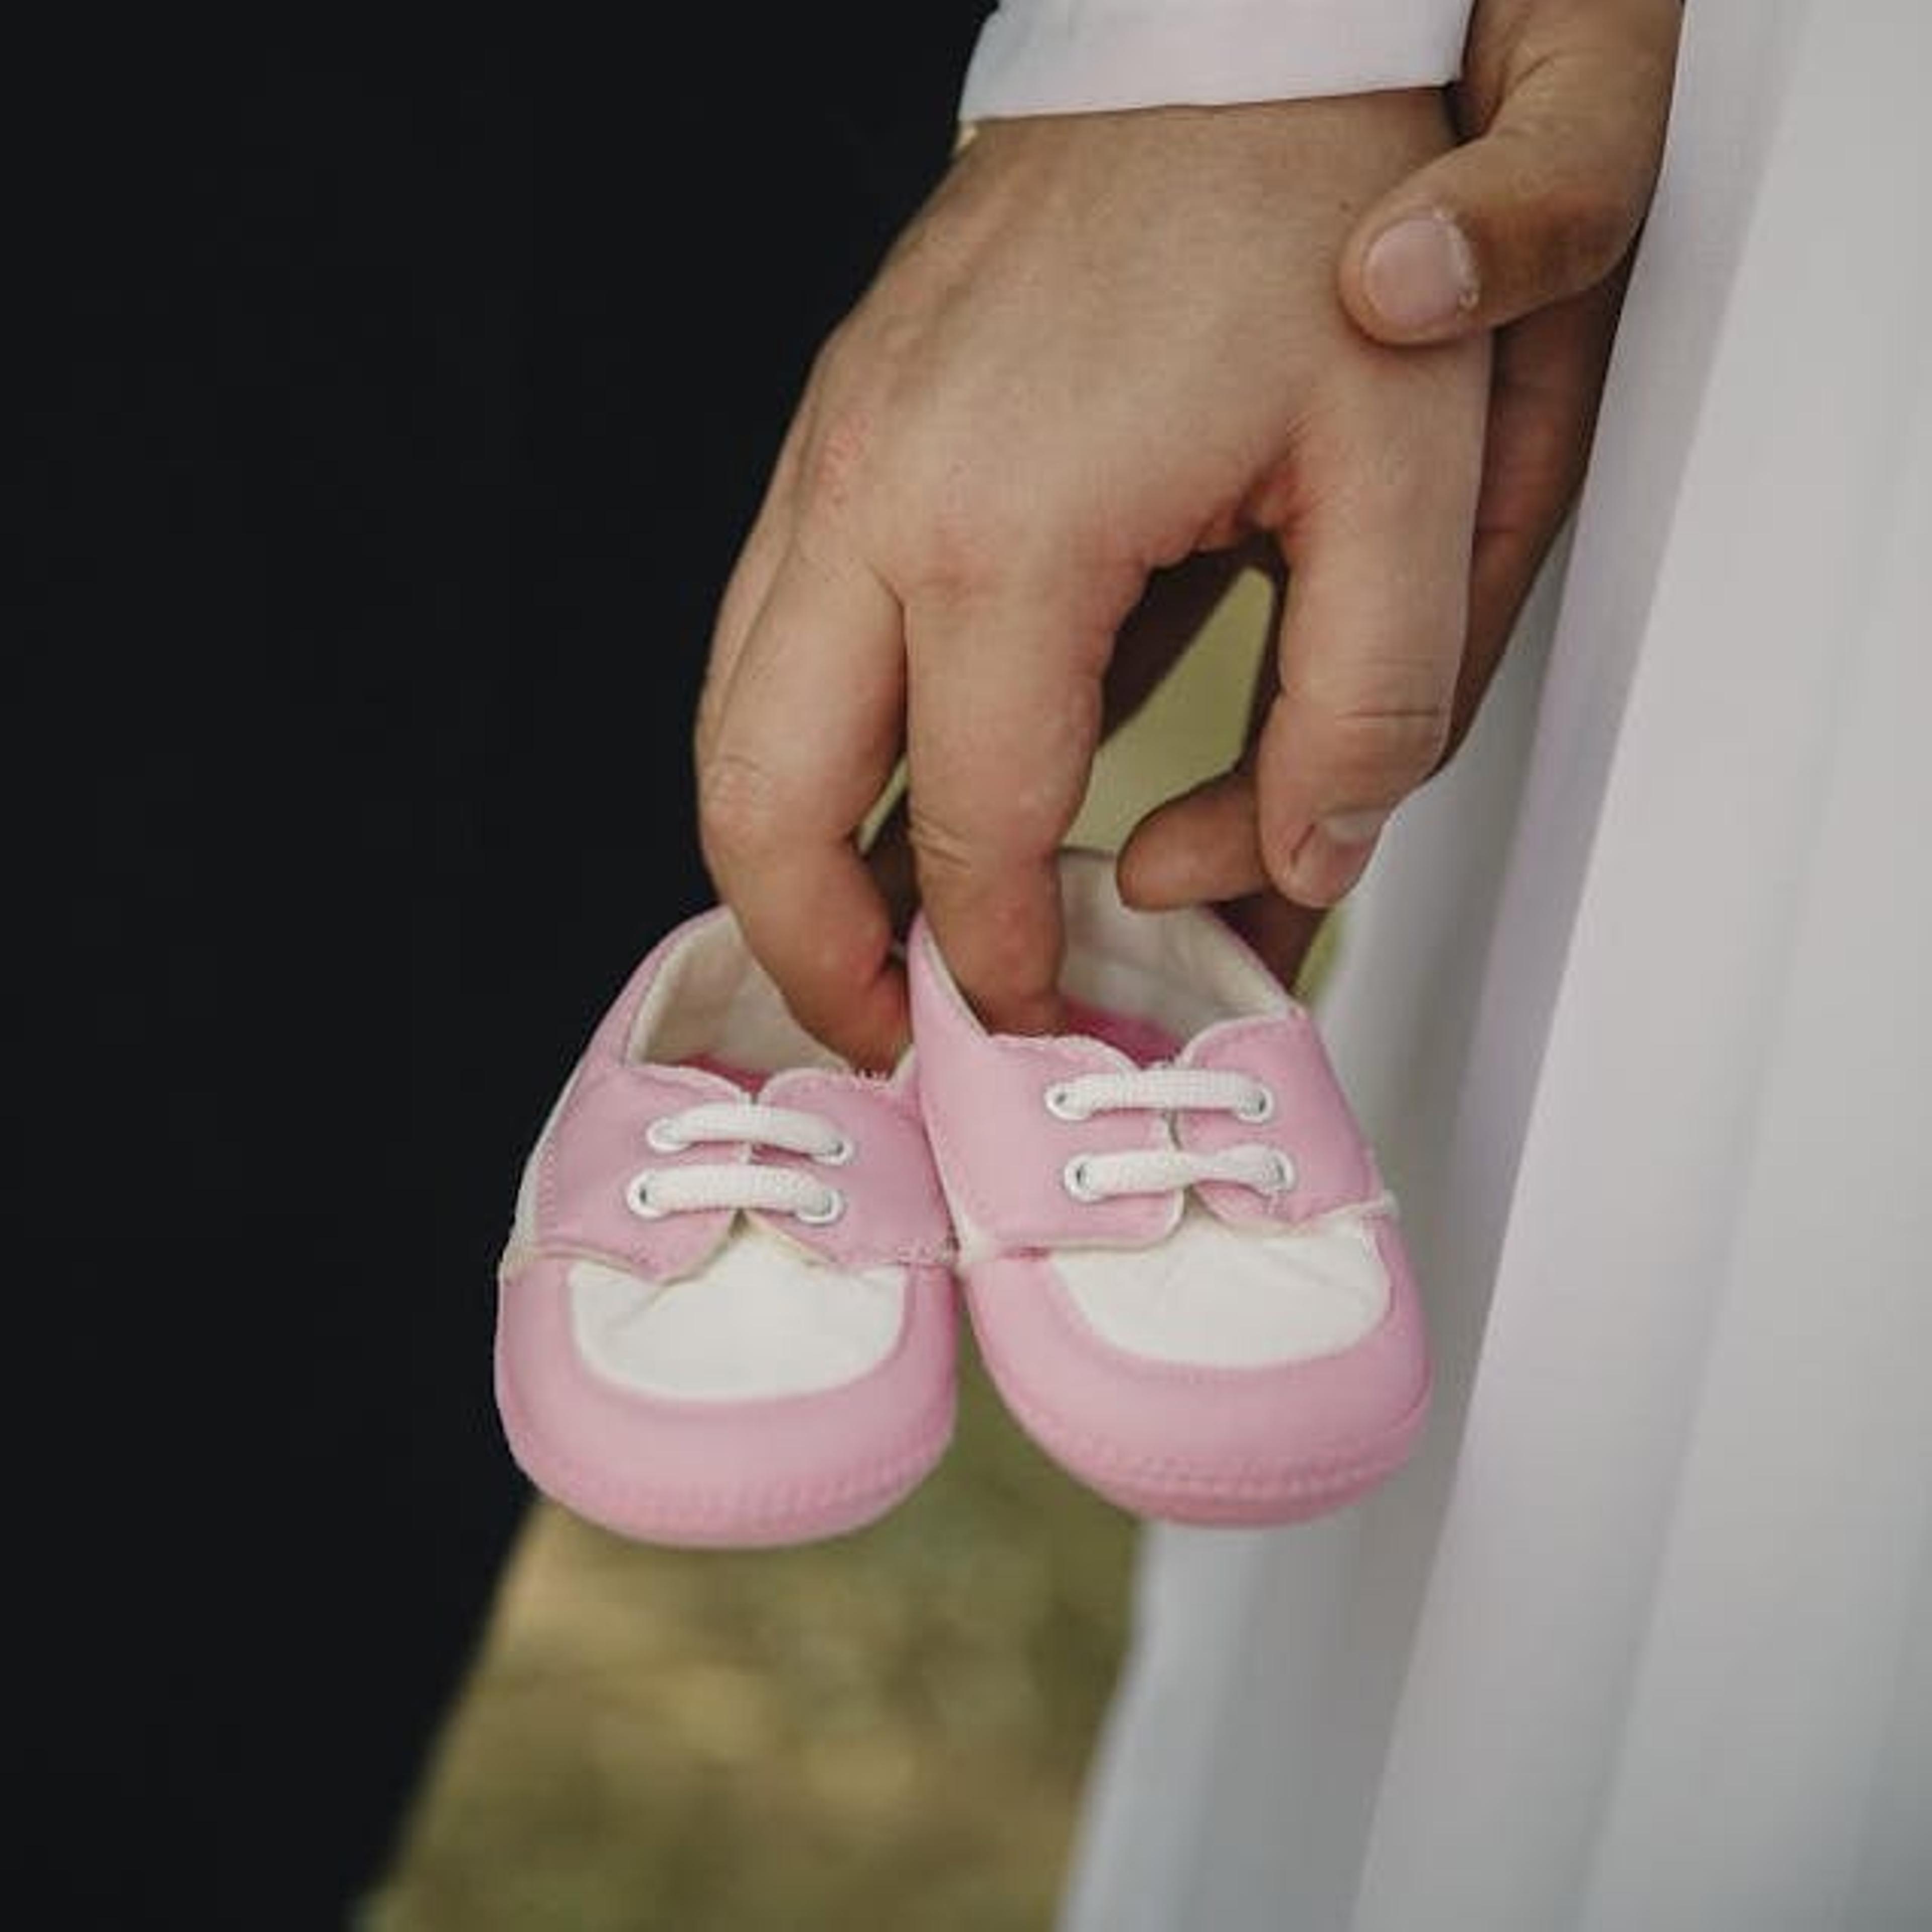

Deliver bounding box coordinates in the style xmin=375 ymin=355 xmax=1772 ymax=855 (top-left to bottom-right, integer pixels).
xmin=368 ymin=573 xmax=1287 ymax=1930
xmin=368 ymin=1337 xmax=1140 ymax=1932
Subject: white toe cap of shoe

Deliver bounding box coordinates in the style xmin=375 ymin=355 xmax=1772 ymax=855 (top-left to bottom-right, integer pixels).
xmin=1050 ymin=1205 xmax=1391 ymax=1369
xmin=568 ymin=1233 xmax=906 ymax=1400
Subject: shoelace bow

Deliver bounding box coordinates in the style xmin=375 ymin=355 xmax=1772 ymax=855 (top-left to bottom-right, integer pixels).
xmin=1046 ymin=1067 xmax=1294 ymax=1203
xmin=625 ymin=1101 xmax=852 ymax=1226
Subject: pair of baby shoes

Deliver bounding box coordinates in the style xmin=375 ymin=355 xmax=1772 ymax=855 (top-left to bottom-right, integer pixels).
xmin=494 ymin=849 xmax=1429 ymax=1548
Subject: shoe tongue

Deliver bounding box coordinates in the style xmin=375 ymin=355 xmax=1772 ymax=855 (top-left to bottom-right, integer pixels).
xmin=677 ymin=1054 xmax=763 ymax=1095
xmin=1061 ymin=998 xmax=1181 ymax=1067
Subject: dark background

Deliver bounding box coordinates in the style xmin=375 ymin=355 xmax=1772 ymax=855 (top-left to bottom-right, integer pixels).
xmin=26 ymin=16 xmax=985 ymax=1923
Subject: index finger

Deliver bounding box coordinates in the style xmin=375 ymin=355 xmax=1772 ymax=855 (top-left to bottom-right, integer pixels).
xmin=698 ymin=538 xmax=911 ymax=1070
xmin=904 ymin=566 xmax=1124 ymax=1036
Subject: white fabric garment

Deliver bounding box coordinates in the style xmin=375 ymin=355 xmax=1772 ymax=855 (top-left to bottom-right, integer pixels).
xmin=973 ymin=2 xmax=1931 ymax=1927
xmin=959 ymin=0 xmax=1472 ymax=119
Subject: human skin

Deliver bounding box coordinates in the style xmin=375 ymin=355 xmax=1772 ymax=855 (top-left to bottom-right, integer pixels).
xmin=1122 ymin=0 xmax=1681 ymax=957
xmin=697 ymin=88 xmax=1487 ymax=1067
xmin=695 ymin=0 xmax=1680 ymax=1068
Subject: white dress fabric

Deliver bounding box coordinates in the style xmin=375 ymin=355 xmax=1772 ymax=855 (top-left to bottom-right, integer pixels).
xmin=970 ymin=2 xmax=1932 ymax=1927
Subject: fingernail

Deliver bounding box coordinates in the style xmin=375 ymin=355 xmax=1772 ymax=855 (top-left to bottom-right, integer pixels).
xmin=1319 ymin=808 xmax=1390 ymax=847
xmin=1362 ymin=212 xmax=1478 ymax=332
xmin=1284 ymin=812 xmax=1388 ymax=906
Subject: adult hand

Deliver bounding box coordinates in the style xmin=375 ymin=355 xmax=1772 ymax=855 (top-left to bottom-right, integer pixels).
xmin=696 ymin=92 xmax=1488 ymax=1068
xmin=1118 ymin=0 xmax=1681 ymax=957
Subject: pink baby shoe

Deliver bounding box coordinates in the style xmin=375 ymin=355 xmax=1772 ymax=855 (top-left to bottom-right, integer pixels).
xmin=909 ymin=848 xmax=1429 ymax=1527
xmin=495 ymin=904 xmax=958 ymax=1549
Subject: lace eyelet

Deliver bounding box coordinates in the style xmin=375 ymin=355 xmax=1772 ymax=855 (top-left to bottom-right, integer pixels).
xmin=644 ymin=1118 xmax=689 ymax=1154
xmin=794 ymin=1186 xmax=846 ymax=1226
xmin=1043 ymin=1083 xmax=1091 ymax=1122
xmin=817 ymin=1133 xmax=856 ymax=1167
xmin=1235 ymin=1083 xmax=1276 ymax=1124
xmin=1263 ymin=1149 xmax=1297 ymax=1193
xmin=623 ymin=1171 xmax=667 ymax=1219
xmin=1061 ymin=1155 xmax=1104 ymax=1203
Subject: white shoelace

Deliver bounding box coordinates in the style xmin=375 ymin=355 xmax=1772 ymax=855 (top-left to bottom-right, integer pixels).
xmin=1044 ymin=1067 xmax=1295 ymax=1204
xmin=625 ymin=1101 xmax=852 ymax=1226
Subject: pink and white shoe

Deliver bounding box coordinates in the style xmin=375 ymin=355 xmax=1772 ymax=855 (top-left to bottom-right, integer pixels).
xmin=909 ymin=849 xmax=1429 ymax=1527
xmin=495 ymin=905 xmax=958 ymax=1549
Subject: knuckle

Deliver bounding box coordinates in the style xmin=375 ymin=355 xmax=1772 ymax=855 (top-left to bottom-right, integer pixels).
xmin=912 ymin=445 xmax=1091 ymax=605
xmin=1289 ymin=639 xmax=1459 ymax=794
xmin=905 ymin=803 xmax=984 ymax=884
xmin=793 ymin=916 xmax=890 ymax=1018
xmin=799 ymin=413 xmax=1028 ymax=608
xmin=1311 ymin=696 xmax=1454 ymax=799
xmin=906 ymin=766 xmax=1074 ymax=879
xmin=801 ymin=403 xmax=876 ymax=516
xmin=1483 ymin=120 xmax=1647 ymax=297
xmin=907 ymin=491 xmax=1022 ymax=605
xmin=696 ymin=749 xmax=786 ymax=861
xmin=1544 ymin=177 xmax=1639 ymax=286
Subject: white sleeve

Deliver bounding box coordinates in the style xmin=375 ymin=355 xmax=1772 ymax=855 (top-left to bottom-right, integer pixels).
xmin=958 ymin=2 xmax=1474 ymax=121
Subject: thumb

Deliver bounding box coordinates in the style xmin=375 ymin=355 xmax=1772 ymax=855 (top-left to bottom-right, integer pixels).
xmin=1340 ymin=4 xmax=1679 ymax=343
